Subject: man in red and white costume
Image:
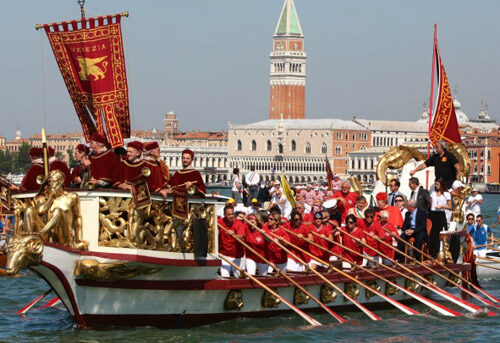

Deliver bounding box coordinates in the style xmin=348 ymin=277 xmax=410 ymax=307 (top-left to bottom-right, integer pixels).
xmin=218 ymin=205 xmax=246 ymax=277
xmin=375 ymin=192 xmax=403 ymax=229
xmin=116 ymin=141 xmax=148 ymax=190
xmin=332 ymin=181 xmax=358 ymax=221
xmin=48 ymin=147 xmax=71 ymax=188
xmin=143 ymin=142 xmax=169 ymax=194
xmin=358 ymin=208 xmax=385 ymax=267
xmin=378 ymin=210 xmax=399 ymax=265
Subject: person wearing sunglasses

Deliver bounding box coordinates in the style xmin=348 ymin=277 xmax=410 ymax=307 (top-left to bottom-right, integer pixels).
xmin=263 ymin=212 xmax=290 ymax=273
xmin=469 ymin=215 xmax=492 ymax=258
xmin=358 ymin=208 xmax=385 ymax=267
xmin=393 ymin=195 xmax=407 ymax=219
xmin=375 ymin=192 xmax=403 ymax=230
xmin=339 ymin=214 xmax=366 ymax=269
xmin=285 ymin=210 xmax=311 ymax=272
xmin=308 ymin=211 xmax=334 ymax=270
xmin=244 ymin=214 xmax=269 ymax=276
xmin=295 ymin=201 xmax=313 ymax=225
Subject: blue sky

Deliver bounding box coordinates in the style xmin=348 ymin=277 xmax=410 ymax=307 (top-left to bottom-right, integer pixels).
xmin=1 ymin=0 xmax=499 ymax=139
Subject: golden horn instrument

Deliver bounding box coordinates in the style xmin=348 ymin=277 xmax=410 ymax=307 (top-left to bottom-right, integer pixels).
xmin=187 ymin=185 xmax=196 ymax=196
xmin=142 ymin=167 xmax=151 ymax=177
xmin=348 ymin=176 xmax=363 ymax=195
xmin=84 ymin=181 xmax=95 ymax=190
xmin=36 ymin=174 xmax=46 ymax=185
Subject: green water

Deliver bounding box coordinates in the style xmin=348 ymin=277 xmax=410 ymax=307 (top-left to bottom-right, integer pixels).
xmin=1 ymin=195 xmax=499 ymax=342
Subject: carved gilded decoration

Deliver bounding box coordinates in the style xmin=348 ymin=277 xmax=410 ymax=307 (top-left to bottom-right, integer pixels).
xmin=344 ymin=282 xmax=360 ymax=300
xmin=446 ymin=273 xmax=460 ymax=287
xmin=424 ymin=274 xmax=437 ymax=286
xmin=320 ymin=285 xmax=337 ymax=304
xmin=224 ymin=290 xmax=244 ymax=311
xmin=261 ymin=288 xmax=281 ymax=308
xmin=404 ymin=279 xmax=420 ymax=292
xmin=376 ymin=146 xmax=426 ymax=185
xmin=385 ymin=279 xmax=399 ymax=296
xmin=293 ymin=287 xmax=309 ymax=305
xmin=74 ymin=259 xmax=161 ymax=281
xmin=365 ymin=280 xmax=381 ymax=298
xmin=437 ymin=239 xmax=454 ymax=264
xmin=11 ymin=170 xmax=88 ymax=250
xmin=98 ymin=196 xmax=215 ymax=253
xmin=5 ymin=235 xmax=43 ymax=275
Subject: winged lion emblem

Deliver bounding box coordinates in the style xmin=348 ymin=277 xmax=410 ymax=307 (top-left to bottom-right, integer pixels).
xmin=77 ymin=56 xmax=108 ymax=81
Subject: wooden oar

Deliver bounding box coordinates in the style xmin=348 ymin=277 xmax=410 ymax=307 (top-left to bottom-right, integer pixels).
xmin=475 ymin=245 xmax=500 ymax=253
xmin=218 ymin=224 xmax=347 ymax=324
xmin=382 ymin=227 xmax=500 ymax=305
xmin=340 ymin=229 xmax=495 ymax=315
xmin=249 ymin=220 xmax=419 ymax=317
xmin=302 ymin=229 xmax=462 ymax=317
xmin=476 ymin=255 xmax=500 ymax=264
xmin=217 ymin=253 xmax=322 ymax=327
xmin=476 ymin=263 xmax=500 ymax=272
xmin=242 ymin=218 xmax=382 ymax=321
xmin=17 ymin=289 xmax=52 ymax=316
xmin=373 ymin=230 xmax=499 ymax=309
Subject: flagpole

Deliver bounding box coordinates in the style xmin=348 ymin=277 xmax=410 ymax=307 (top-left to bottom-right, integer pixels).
xmin=426 ymin=24 xmax=438 ymax=188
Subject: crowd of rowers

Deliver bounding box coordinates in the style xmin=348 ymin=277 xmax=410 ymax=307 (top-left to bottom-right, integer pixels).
xmin=216 ymin=178 xmax=438 ymax=278
xmin=13 ymin=132 xmax=206 ymax=197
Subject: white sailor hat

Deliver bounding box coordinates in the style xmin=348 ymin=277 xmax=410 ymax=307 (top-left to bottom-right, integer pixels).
xmin=451 ymin=180 xmax=465 ymax=190
xmin=323 ymin=199 xmax=337 ymax=209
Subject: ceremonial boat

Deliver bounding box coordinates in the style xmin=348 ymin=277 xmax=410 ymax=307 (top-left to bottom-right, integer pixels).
xmin=4 ymin=186 xmax=477 ymax=329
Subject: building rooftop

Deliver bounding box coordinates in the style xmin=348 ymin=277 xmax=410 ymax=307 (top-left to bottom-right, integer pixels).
xmin=274 ymin=0 xmax=303 ymax=37
xmin=229 ymin=118 xmax=365 ymax=131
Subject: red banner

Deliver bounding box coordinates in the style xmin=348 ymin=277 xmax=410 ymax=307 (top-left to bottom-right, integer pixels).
xmin=44 ymin=15 xmax=130 ymax=148
xmin=325 ymin=158 xmax=334 ymax=191
xmin=429 ymin=43 xmax=461 ymax=145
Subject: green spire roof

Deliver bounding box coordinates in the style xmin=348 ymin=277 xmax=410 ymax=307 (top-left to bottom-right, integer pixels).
xmin=274 ymin=0 xmax=303 ymax=37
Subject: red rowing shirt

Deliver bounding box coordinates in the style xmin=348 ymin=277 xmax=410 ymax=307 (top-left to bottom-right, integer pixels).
xmin=262 ymin=224 xmax=290 ymax=264
xmin=341 ymin=226 xmax=366 ymax=265
xmin=218 ymin=218 xmax=246 ymax=258
xmin=244 ymin=226 xmax=267 ymax=263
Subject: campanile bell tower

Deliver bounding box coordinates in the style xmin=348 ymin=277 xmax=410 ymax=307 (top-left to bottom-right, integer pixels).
xmin=269 ymin=0 xmax=306 ymax=119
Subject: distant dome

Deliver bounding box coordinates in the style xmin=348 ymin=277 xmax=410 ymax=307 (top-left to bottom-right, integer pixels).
xmin=417 ymin=102 xmax=429 ymax=123
xmin=167 ymin=111 xmax=175 ymax=115
xmin=15 ymin=129 xmax=21 ymax=140
xmin=478 ymin=110 xmax=486 ymax=119
xmin=152 ymin=128 xmax=157 ymax=134
xmin=453 ymin=96 xmax=469 ymax=124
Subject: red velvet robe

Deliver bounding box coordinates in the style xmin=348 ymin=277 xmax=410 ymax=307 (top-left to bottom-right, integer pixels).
xmin=89 ymin=150 xmax=120 ymax=184
xmin=169 ymin=168 xmax=206 ymax=196
xmin=20 ymin=163 xmax=44 ymax=192
xmin=50 ymin=160 xmax=71 ymax=188
xmin=143 ymin=159 xmax=165 ymax=193
xmin=116 ymin=160 xmax=147 ymax=185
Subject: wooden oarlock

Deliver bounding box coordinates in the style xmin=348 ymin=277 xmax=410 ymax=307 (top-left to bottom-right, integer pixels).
xmin=217 ymin=224 xmax=348 ymax=324
xmin=381 ymin=226 xmax=500 ymax=305
xmin=302 ymin=229 xmax=462 ymax=317
xmin=242 ymin=218 xmax=382 ymax=321
xmin=217 ymin=254 xmax=321 ymax=327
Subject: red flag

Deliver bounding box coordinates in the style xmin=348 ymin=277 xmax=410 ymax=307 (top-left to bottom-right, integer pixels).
xmin=44 ymin=15 xmax=130 ymax=148
xmin=325 ymin=158 xmax=334 ymax=191
xmin=429 ymin=41 xmax=462 ymax=145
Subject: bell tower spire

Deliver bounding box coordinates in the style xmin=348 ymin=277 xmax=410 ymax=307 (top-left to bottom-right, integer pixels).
xmin=269 ymin=0 xmax=306 ymax=120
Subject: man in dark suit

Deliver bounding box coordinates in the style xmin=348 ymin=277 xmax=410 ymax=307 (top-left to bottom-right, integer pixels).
xmin=388 ymin=179 xmax=407 ymax=206
xmin=397 ymin=199 xmax=428 ymax=262
xmin=408 ymin=177 xmax=431 ymax=212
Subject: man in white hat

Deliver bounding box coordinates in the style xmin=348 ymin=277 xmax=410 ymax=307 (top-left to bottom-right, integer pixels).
xmin=323 ymin=199 xmax=342 ymax=227
xmin=466 ymin=188 xmax=483 ymax=218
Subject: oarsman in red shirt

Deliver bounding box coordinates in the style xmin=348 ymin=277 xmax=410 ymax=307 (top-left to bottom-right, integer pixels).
xmin=85 ymin=132 xmax=120 ymax=188
xmin=218 ymin=205 xmax=246 ymax=277
xmin=295 ymin=201 xmax=313 ymax=225
xmin=263 ymin=212 xmax=290 ymax=273
xmin=244 ymin=214 xmax=268 ymax=276
xmin=378 ymin=210 xmax=399 ymax=265
xmin=308 ymin=211 xmax=333 ymax=270
xmin=375 ymin=192 xmax=403 ymax=229
xmin=358 ymin=208 xmax=385 ymax=267
xmin=332 ymin=181 xmax=358 ymax=221
xmin=340 ymin=214 xmax=366 ymax=268
xmin=285 ymin=210 xmax=311 ymax=272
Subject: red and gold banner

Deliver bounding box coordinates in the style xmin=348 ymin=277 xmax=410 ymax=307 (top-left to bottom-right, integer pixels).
xmin=44 ymin=15 xmax=130 ymax=148
xmin=429 ymin=44 xmax=461 ymax=145
xmin=325 ymin=157 xmax=334 ymax=191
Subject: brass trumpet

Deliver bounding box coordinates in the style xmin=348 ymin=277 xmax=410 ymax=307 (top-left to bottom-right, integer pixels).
xmin=84 ymin=181 xmax=95 ymax=190
xmin=36 ymin=174 xmax=46 ymax=185
xmin=187 ymin=184 xmax=196 ymax=196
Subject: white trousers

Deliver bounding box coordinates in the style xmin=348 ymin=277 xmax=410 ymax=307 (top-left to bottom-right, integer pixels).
xmin=287 ymin=258 xmax=306 ymax=272
xmin=474 ymin=249 xmax=487 ymax=258
xmin=363 ymin=253 xmax=380 ymax=267
xmin=246 ymin=258 xmax=268 ymax=276
xmin=220 ymin=255 xmax=245 ymax=278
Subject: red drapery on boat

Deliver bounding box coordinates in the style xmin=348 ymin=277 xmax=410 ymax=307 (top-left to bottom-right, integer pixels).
xmin=44 ymin=15 xmax=130 ymax=148
xmin=429 ymin=42 xmax=461 ymax=145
